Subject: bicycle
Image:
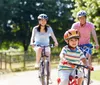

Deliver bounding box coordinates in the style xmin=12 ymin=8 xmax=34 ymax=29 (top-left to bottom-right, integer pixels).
xmin=57 ymin=61 xmax=93 ymax=85
xmin=35 ymin=44 xmax=53 ymax=85
xmin=79 ymin=44 xmax=95 ymax=85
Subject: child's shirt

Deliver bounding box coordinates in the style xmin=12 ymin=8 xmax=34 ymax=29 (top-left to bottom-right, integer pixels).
xmin=58 ymin=45 xmax=85 ymax=70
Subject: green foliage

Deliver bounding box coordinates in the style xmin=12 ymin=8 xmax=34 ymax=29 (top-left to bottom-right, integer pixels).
xmin=0 ymin=0 xmax=74 ymax=51
xmin=91 ymin=70 xmax=100 ymax=81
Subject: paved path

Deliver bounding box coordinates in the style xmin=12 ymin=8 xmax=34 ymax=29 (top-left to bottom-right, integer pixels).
xmin=0 ymin=66 xmax=100 ymax=85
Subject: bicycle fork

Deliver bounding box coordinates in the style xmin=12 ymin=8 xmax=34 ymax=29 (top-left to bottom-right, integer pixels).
xmin=69 ymin=69 xmax=78 ymax=85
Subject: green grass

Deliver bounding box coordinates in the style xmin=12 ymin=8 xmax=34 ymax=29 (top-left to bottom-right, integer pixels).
xmin=91 ymin=70 xmax=100 ymax=81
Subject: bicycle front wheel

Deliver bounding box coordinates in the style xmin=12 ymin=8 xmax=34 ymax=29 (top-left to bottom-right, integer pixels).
xmin=39 ymin=60 xmax=45 ymax=85
xmin=45 ymin=60 xmax=50 ymax=85
xmin=87 ymin=69 xmax=91 ymax=85
xmin=82 ymin=68 xmax=91 ymax=85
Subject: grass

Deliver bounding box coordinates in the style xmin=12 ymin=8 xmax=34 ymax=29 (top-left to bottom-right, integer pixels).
xmin=91 ymin=70 xmax=100 ymax=81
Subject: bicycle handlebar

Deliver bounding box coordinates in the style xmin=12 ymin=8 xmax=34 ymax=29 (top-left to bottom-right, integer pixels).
xmin=61 ymin=61 xmax=94 ymax=71
xmin=34 ymin=44 xmax=54 ymax=48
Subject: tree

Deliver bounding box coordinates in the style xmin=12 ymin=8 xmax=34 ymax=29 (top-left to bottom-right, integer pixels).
xmin=0 ymin=0 xmax=74 ymax=51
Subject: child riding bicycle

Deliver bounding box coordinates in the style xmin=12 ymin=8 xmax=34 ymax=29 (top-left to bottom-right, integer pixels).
xmin=57 ymin=29 xmax=92 ymax=85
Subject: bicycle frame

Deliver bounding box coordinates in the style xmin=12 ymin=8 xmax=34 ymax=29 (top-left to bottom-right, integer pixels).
xmin=60 ymin=61 xmax=93 ymax=85
xmin=68 ymin=67 xmax=79 ymax=85
xmin=37 ymin=44 xmax=53 ymax=85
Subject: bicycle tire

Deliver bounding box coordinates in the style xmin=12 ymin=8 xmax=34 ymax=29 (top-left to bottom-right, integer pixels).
xmin=82 ymin=68 xmax=90 ymax=85
xmin=45 ymin=60 xmax=50 ymax=85
xmin=39 ymin=60 xmax=45 ymax=85
xmin=87 ymin=69 xmax=91 ymax=85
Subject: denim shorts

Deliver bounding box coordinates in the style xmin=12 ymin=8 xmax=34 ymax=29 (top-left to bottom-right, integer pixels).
xmin=79 ymin=44 xmax=92 ymax=56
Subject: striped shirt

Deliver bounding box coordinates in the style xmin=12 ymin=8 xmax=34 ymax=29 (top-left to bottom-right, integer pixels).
xmin=58 ymin=45 xmax=85 ymax=70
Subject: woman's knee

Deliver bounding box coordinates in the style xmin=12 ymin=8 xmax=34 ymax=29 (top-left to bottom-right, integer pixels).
xmin=37 ymin=47 xmax=42 ymax=52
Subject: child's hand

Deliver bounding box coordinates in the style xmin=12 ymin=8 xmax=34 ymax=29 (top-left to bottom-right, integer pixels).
xmin=61 ymin=60 xmax=68 ymax=65
xmin=87 ymin=65 xmax=94 ymax=71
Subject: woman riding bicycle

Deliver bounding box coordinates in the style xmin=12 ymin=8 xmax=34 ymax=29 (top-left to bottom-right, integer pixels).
xmin=71 ymin=10 xmax=99 ymax=66
xmin=30 ymin=13 xmax=58 ymax=82
xmin=57 ymin=29 xmax=92 ymax=85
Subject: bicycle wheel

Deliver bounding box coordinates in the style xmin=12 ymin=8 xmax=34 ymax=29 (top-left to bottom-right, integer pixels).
xmin=87 ymin=69 xmax=91 ymax=85
xmin=39 ymin=60 xmax=45 ymax=85
xmin=82 ymin=68 xmax=90 ymax=85
xmin=45 ymin=60 xmax=50 ymax=85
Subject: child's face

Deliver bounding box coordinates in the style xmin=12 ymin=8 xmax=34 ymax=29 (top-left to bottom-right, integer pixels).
xmin=68 ymin=38 xmax=79 ymax=48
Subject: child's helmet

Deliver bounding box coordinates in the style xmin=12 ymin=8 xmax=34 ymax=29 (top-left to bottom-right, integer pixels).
xmin=37 ymin=14 xmax=48 ymax=20
xmin=77 ymin=10 xmax=87 ymax=17
xmin=64 ymin=29 xmax=80 ymax=41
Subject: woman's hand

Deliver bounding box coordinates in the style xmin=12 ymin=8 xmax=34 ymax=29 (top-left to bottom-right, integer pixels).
xmin=31 ymin=44 xmax=35 ymax=48
xmin=54 ymin=42 xmax=58 ymax=47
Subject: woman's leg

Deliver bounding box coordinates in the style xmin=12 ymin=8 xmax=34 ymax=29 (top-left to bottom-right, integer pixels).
xmin=34 ymin=47 xmax=42 ymax=68
xmin=45 ymin=47 xmax=52 ymax=83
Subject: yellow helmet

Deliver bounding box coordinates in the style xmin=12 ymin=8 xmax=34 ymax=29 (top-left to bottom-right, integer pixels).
xmin=64 ymin=29 xmax=80 ymax=41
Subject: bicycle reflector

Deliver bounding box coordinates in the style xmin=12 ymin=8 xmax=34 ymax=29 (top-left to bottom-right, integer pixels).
xmin=57 ymin=78 xmax=61 ymax=84
xmin=69 ymin=75 xmax=74 ymax=81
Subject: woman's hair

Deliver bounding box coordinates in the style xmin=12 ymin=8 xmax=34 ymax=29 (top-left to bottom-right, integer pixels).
xmin=37 ymin=24 xmax=50 ymax=32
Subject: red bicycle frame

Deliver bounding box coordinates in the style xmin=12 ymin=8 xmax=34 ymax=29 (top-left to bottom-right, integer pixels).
xmin=57 ymin=61 xmax=93 ymax=85
xmin=68 ymin=75 xmax=78 ymax=85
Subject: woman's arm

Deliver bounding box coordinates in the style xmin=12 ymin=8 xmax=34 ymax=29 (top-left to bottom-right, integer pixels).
xmin=30 ymin=27 xmax=35 ymax=47
xmin=51 ymin=32 xmax=58 ymax=46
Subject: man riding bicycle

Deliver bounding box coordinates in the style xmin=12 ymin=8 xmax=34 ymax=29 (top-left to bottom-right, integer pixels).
xmin=71 ymin=10 xmax=99 ymax=66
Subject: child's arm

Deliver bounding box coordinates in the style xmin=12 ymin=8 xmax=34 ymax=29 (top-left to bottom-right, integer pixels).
xmin=81 ymin=58 xmax=87 ymax=66
xmin=81 ymin=58 xmax=93 ymax=69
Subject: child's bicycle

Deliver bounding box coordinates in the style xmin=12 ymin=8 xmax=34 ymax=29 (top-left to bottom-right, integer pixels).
xmin=57 ymin=61 xmax=93 ymax=85
xmin=36 ymin=44 xmax=54 ymax=85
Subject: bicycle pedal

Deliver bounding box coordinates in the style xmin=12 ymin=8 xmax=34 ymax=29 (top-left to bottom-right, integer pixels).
xmin=38 ymin=75 xmax=41 ymax=78
xmin=84 ymin=76 xmax=87 ymax=78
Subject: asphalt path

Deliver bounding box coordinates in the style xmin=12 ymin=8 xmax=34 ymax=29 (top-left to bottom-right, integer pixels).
xmin=0 ymin=66 xmax=100 ymax=85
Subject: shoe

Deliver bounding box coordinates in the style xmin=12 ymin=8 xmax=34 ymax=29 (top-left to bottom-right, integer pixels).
xmin=89 ymin=80 xmax=93 ymax=84
xmin=49 ymin=78 xmax=53 ymax=84
xmin=34 ymin=63 xmax=39 ymax=69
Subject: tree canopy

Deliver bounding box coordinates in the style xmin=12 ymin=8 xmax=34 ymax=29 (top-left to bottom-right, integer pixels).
xmin=0 ymin=0 xmax=74 ymax=51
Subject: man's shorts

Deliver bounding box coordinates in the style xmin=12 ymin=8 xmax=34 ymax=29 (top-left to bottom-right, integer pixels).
xmin=79 ymin=43 xmax=93 ymax=56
